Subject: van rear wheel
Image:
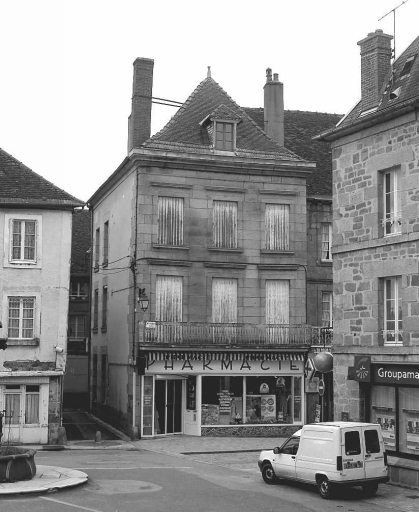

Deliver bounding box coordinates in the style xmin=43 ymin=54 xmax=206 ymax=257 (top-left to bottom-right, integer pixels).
xmin=362 ymin=482 xmax=378 ymax=496
xmin=262 ymin=464 xmax=278 ymax=485
xmin=318 ymin=476 xmax=333 ymax=499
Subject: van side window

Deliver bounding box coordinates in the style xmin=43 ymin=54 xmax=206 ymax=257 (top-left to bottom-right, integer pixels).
xmin=364 ymin=429 xmax=380 ymax=454
xmin=345 ymin=431 xmax=361 ymax=455
xmin=281 ymin=437 xmax=300 ymax=455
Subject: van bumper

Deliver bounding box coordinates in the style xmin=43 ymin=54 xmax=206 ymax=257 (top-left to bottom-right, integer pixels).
xmin=331 ymin=476 xmax=389 ymax=486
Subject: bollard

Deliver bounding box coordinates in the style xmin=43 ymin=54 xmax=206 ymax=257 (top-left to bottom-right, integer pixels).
xmin=94 ymin=430 xmax=102 ymax=443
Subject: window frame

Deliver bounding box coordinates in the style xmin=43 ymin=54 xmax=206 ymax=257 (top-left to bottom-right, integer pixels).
xmin=265 ymin=204 xmax=290 ymax=251
xmin=321 ymin=223 xmax=332 ymax=262
xmin=93 ymin=288 xmax=99 ymax=332
xmin=382 ymin=276 xmax=403 ymax=346
xmin=7 ymin=296 xmax=36 ymax=340
xmin=68 ymin=315 xmax=86 ymax=340
xmin=103 ymin=221 xmax=109 ymax=267
xmin=321 ymin=291 xmax=333 ymax=328
xmin=101 ymin=285 xmax=108 ymax=332
xmin=381 ymin=169 xmax=401 ymax=237
xmin=214 ymin=121 xmax=235 ymax=152
xmin=94 ymin=228 xmax=100 ymax=270
xmin=4 ymin=214 xmax=42 ymax=268
xmin=157 ymin=196 xmax=184 ymax=246
xmin=212 ymin=200 xmax=238 ymax=249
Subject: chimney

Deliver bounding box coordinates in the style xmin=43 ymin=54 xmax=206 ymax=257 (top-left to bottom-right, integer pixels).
xmin=264 ymin=68 xmax=284 ymax=146
xmin=128 ymin=58 xmax=154 ymax=154
xmin=357 ymin=29 xmax=393 ymax=110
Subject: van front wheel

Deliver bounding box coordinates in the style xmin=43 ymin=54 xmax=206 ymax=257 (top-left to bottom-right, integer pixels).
xmin=318 ymin=477 xmax=333 ymax=499
xmin=262 ymin=464 xmax=278 ymax=485
xmin=362 ymin=482 xmax=378 ymax=496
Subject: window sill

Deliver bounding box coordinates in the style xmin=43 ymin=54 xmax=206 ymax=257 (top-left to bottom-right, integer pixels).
xmin=7 ymin=338 xmax=40 ymax=346
xmin=93 ymin=266 xmax=99 ymax=273
xmin=261 ymin=250 xmax=295 ymax=255
xmin=101 ymin=327 xmax=107 ymax=333
xmin=92 ymin=327 xmax=98 ymax=334
xmin=319 ymin=260 xmax=333 ymax=265
xmin=102 ymin=260 xmax=108 ymax=268
xmin=152 ymin=245 xmax=190 ymax=250
xmin=208 ymin=247 xmax=243 ymax=253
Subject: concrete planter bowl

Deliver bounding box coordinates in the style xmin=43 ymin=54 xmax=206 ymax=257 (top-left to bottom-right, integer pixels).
xmin=0 ymin=447 xmax=37 ymax=482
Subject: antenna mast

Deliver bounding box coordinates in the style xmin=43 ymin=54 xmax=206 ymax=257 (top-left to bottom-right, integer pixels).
xmin=378 ymin=0 xmax=409 ymax=60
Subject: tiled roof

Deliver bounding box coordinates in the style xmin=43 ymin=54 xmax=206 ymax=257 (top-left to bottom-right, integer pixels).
xmin=144 ymin=78 xmax=304 ymax=161
xmin=0 ymin=147 xmax=84 ymax=207
xmin=244 ymin=108 xmax=342 ymax=196
xmin=71 ymin=209 xmax=91 ymax=275
xmin=322 ymin=35 xmax=419 ymax=133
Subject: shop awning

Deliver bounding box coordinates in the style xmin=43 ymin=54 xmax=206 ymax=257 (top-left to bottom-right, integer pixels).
xmin=145 ymin=350 xmax=305 ymax=362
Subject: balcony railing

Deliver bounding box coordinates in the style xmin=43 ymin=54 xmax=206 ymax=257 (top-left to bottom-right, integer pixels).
xmin=141 ymin=321 xmax=332 ymax=347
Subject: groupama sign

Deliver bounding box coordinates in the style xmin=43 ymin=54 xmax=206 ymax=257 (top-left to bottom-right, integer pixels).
xmin=373 ymin=364 xmax=419 ymax=385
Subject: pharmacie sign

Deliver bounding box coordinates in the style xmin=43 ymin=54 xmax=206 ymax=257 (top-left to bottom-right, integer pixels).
xmin=146 ymin=359 xmax=303 ymax=375
xmin=373 ymin=364 xmax=419 ymax=385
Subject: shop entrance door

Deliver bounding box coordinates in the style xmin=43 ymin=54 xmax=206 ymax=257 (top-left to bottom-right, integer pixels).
xmin=155 ymin=379 xmax=182 ymax=435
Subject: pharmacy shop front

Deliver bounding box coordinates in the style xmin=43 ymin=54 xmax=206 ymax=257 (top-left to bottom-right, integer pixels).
xmin=140 ymin=350 xmax=305 ymax=437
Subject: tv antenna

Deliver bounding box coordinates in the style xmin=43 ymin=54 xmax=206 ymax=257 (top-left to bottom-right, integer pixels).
xmin=379 ymin=0 xmax=409 ymax=60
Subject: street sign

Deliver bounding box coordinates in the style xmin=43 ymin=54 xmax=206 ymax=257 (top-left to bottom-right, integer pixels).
xmin=318 ymin=379 xmax=325 ymax=396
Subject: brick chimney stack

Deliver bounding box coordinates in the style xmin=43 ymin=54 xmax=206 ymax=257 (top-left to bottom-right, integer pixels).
xmin=128 ymin=57 xmax=154 ymax=154
xmin=357 ymin=29 xmax=393 ymax=110
xmin=264 ymin=68 xmax=284 ymax=146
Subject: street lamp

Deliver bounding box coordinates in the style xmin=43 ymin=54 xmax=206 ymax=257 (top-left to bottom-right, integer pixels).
xmin=138 ymin=288 xmax=149 ymax=313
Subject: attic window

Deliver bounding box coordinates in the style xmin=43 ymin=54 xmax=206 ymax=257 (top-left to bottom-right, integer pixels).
xmin=400 ymin=55 xmax=416 ymax=78
xmin=215 ymin=121 xmax=234 ymax=151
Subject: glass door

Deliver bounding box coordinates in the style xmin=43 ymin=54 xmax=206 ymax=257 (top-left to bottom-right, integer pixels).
xmin=154 ymin=379 xmax=182 ymax=435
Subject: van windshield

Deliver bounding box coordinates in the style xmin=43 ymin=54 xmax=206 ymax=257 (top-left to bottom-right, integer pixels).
xmin=345 ymin=431 xmax=361 ymax=455
xmin=365 ymin=429 xmax=380 ymax=454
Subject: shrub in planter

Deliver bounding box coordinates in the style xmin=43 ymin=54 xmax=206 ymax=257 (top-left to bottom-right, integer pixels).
xmin=0 ymin=447 xmax=37 ymax=482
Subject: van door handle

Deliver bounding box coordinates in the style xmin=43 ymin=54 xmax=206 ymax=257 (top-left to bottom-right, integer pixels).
xmin=291 ymin=456 xmax=296 ymax=460
xmin=365 ymin=454 xmax=371 ymax=458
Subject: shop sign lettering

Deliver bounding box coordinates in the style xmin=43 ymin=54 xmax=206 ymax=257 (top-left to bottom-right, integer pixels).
xmin=146 ymin=359 xmax=303 ymax=374
xmin=374 ymin=364 xmax=419 ymax=385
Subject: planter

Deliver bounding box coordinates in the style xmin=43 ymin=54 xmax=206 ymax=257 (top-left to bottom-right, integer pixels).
xmin=0 ymin=447 xmax=37 ymax=482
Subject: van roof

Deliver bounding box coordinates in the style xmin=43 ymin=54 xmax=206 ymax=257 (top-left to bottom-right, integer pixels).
xmin=304 ymin=421 xmax=380 ymax=429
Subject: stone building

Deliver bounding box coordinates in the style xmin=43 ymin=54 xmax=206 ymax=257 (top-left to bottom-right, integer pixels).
xmin=0 ymin=148 xmax=83 ymax=444
xmin=88 ymin=60 xmax=339 ymax=438
xmin=316 ymin=30 xmax=419 ymax=486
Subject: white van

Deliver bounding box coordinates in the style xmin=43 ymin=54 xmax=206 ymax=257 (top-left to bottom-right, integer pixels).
xmin=258 ymin=422 xmax=389 ymax=499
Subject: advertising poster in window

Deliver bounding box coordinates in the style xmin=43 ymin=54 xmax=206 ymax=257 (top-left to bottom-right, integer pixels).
xmin=406 ymin=418 xmax=419 ymax=451
xmin=201 ymin=404 xmax=219 ymax=425
xmin=261 ymin=395 xmax=276 ymax=421
xmin=376 ymin=415 xmax=396 ymax=448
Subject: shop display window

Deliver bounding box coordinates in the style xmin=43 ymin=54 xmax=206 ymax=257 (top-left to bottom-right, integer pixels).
xmin=370 ymin=385 xmax=396 ymax=450
xmin=399 ymin=387 xmax=419 ymax=455
xmin=201 ymin=376 xmax=243 ymax=425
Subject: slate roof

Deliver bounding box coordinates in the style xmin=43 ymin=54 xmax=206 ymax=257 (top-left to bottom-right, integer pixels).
xmin=71 ymin=209 xmax=91 ymax=275
xmin=244 ymin=109 xmax=342 ymax=196
xmin=0 ymin=147 xmax=84 ymax=207
xmin=318 ymin=35 xmax=419 ymax=137
xmin=144 ymin=77 xmax=304 ymax=162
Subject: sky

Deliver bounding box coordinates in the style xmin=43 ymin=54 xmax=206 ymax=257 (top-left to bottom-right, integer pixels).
xmin=0 ymin=0 xmax=418 ymax=202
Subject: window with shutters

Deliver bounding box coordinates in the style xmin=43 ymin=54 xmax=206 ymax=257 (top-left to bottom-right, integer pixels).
xmin=94 ymin=228 xmax=100 ymax=270
xmin=101 ymin=286 xmax=108 ymax=332
xmin=103 ymin=221 xmax=109 ymax=266
xmin=156 ymin=276 xmax=183 ymax=343
xmin=266 ymin=280 xmax=289 ymax=343
xmin=212 ymin=278 xmax=237 ymax=343
xmin=213 ymin=200 xmax=238 ymax=249
xmin=157 ymin=197 xmax=184 ymax=246
xmin=93 ymin=288 xmax=99 ymax=332
xmin=265 ymin=204 xmax=290 ymax=250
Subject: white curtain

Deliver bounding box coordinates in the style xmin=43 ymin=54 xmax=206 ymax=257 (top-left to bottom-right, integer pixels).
xmin=158 ymin=197 xmax=184 ymax=246
xmin=156 ymin=276 xmax=183 ymax=322
xmin=213 ymin=201 xmax=237 ymax=249
xmin=5 ymin=394 xmax=20 ymax=424
xmin=266 ymin=280 xmax=289 ymax=324
xmin=25 ymin=393 xmax=40 ymax=424
xmin=212 ymin=278 xmax=237 ymax=323
xmin=321 ymin=223 xmax=332 ymax=260
xmin=265 ymin=204 xmax=289 ymax=250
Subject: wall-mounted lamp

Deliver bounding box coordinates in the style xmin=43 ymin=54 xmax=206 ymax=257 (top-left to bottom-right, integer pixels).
xmin=138 ymin=288 xmax=149 ymax=313
xmin=55 ymin=346 xmax=64 ymax=354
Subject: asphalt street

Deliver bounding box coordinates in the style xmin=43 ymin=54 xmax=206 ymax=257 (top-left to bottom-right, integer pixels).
xmin=1 ymin=448 xmax=417 ymax=512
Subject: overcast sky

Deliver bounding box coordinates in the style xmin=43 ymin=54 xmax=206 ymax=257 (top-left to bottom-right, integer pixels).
xmin=0 ymin=0 xmax=417 ymax=202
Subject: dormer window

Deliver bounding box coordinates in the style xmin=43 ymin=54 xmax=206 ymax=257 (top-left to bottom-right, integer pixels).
xmin=200 ymin=104 xmax=241 ymax=153
xmin=215 ymin=121 xmax=234 ymax=151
